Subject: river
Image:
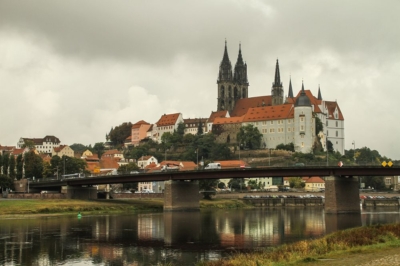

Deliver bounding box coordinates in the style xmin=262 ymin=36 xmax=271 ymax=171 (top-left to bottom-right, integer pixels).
xmin=1 ymin=207 xmax=399 ymax=266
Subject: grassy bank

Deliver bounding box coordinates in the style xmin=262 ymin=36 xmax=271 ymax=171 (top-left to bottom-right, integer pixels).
xmin=0 ymin=199 xmax=164 ymax=217
xmin=0 ymin=198 xmax=251 ymax=217
xmin=198 ymin=223 xmax=400 ymax=266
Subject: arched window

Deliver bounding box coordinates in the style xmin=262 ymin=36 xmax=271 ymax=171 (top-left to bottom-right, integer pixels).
xmin=242 ymin=88 xmax=246 ymax=98
xmin=234 ymin=87 xmax=238 ymax=98
xmin=228 ymin=86 xmax=232 ymax=97
xmin=220 ymin=86 xmax=225 ymax=97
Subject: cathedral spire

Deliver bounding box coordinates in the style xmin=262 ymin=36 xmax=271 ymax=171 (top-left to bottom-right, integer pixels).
xmin=271 ymin=59 xmax=283 ymax=105
xmin=218 ymin=40 xmax=232 ymax=82
xmin=288 ymin=76 xmax=294 ymax=98
xmin=273 ymin=59 xmax=282 ymax=87
xmin=317 ymin=84 xmax=322 ymax=100
xmin=233 ymin=42 xmax=248 ymax=84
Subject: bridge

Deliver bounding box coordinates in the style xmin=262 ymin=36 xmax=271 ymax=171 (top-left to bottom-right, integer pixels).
xmin=29 ymin=166 xmax=400 ymax=214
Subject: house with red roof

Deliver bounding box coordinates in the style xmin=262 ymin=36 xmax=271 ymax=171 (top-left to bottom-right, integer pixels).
xmin=137 ymin=155 xmax=158 ymax=169
xmin=52 ymin=145 xmax=74 ymax=158
xmin=17 ymin=135 xmax=61 ymax=154
xmin=206 ymin=110 xmax=230 ymax=133
xmin=131 ymin=120 xmax=152 ymax=146
xmin=184 ymin=118 xmax=207 ymax=135
xmin=305 ymin=176 xmax=325 ymax=192
xmin=212 ymin=116 xmax=244 ymax=144
xmin=152 ymin=113 xmax=184 ymax=143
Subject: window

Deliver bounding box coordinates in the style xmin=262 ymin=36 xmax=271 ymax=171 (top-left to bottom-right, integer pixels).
xmin=336 ymin=121 xmax=338 ymax=127
xmin=336 ymin=131 xmax=338 ymax=137
xmin=271 ymin=121 xmax=274 ymax=125
xmin=300 ymin=117 xmax=304 ymax=122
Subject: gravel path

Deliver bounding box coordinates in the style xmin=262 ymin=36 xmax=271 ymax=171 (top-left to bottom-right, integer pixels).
xmin=356 ymin=254 xmax=400 ymax=266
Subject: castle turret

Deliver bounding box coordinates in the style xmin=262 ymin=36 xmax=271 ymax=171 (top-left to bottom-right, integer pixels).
xmin=294 ymin=81 xmax=314 ymax=153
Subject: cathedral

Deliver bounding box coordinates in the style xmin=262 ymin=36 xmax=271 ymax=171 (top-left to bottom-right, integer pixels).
xmin=212 ymin=41 xmax=345 ymax=154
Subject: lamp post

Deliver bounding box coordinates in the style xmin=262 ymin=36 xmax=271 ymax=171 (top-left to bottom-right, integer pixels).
xmin=63 ymin=157 xmax=66 ymax=177
xmin=269 ymin=149 xmax=272 ymax=166
xmin=196 ymin=148 xmax=199 ymax=169
xmin=326 ymin=137 xmax=329 ymax=166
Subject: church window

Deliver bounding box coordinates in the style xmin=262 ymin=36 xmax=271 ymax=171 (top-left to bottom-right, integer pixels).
xmin=221 ymin=86 xmax=225 ymax=97
xmin=228 ymin=87 xmax=232 ymax=97
xmin=242 ymin=88 xmax=246 ymax=98
xmin=234 ymin=87 xmax=238 ymax=98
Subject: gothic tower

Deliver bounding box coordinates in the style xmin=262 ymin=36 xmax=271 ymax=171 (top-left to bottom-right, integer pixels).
xmin=217 ymin=41 xmax=248 ymax=113
xmin=271 ymin=59 xmax=284 ymax=105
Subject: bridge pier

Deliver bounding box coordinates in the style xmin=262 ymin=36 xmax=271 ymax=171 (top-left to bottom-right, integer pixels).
xmin=325 ymin=175 xmax=360 ymax=214
xmin=63 ymin=186 xmax=97 ymax=200
xmin=164 ymin=180 xmax=200 ymax=211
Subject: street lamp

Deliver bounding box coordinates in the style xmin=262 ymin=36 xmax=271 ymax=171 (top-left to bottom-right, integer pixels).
xmin=326 ymin=137 xmax=329 ymax=166
xmin=196 ymin=148 xmax=199 ymax=169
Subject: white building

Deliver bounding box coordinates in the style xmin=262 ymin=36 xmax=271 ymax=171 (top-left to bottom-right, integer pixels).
xmin=17 ymin=135 xmax=61 ymax=154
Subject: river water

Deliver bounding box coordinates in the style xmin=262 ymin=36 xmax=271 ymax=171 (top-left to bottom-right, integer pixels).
xmin=1 ymin=207 xmax=399 ymax=266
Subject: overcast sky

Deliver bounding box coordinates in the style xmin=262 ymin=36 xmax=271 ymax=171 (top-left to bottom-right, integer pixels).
xmin=1 ymin=1 xmax=399 ymax=159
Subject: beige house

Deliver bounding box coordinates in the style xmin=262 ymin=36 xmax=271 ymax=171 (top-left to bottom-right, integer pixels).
xmin=52 ymin=145 xmax=74 ymax=158
xmin=137 ymin=155 xmax=158 ymax=169
xmin=131 ymin=120 xmax=152 ymax=146
xmin=305 ymin=176 xmax=325 ymax=192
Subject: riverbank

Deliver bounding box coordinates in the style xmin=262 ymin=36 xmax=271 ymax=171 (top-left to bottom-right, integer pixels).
xmin=199 ymin=223 xmax=400 ymax=266
xmin=0 ymin=198 xmax=255 ymax=218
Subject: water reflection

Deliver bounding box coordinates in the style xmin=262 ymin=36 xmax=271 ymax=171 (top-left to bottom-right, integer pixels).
xmin=0 ymin=207 xmax=398 ymax=266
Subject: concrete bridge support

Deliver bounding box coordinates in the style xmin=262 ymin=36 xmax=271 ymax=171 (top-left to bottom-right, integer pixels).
xmin=164 ymin=180 xmax=200 ymax=211
xmin=63 ymin=186 xmax=97 ymax=200
xmin=325 ymin=175 xmax=360 ymax=214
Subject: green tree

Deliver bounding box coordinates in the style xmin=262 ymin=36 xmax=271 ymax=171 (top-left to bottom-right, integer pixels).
xmin=197 ymin=120 xmax=204 ymax=135
xmin=209 ymin=143 xmax=232 ymax=160
xmin=24 ymin=151 xmax=43 ymax=179
xmin=118 ymin=162 xmax=140 ymax=174
xmin=50 ymin=155 xmax=62 ymax=178
xmin=228 ymin=178 xmax=246 ymax=191
xmin=247 ymin=179 xmax=259 ymax=190
xmin=22 ymin=139 xmax=35 ymax=150
xmin=315 ymin=116 xmax=323 ymax=136
xmin=276 ymin=143 xmax=295 ymax=152
xmin=199 ymin=179 xmax=219 ymax=200
xmin=175 ymin=122 xmax=185 ymax=137
xmin=109 ymin=122 xmax=133 ymax=147
xmin=70 ymin=143 xmax=89 ymax=154
xmin=364 ymin=176 xmax=386 ymax=190
xmin=237 ymin=124 xmax=263 ymax=150
xmin=9 ymin=155 xmax=16 ymax=178
xmin=42 ymin=161 xmax=54 ymax=178
xmin=289 ymin=177 xmax=303 ymax=188
xmin=0 ymin=155 xmax=2 ymax=176
xmin=62 ymin=156 xmax=87 ymax=176
xmin=0 ymin=174 xmax=14 ymax=192
xmin=93 ymin=142 xmax=106 ymax=159
xmin=2 ymin=153 xmax=9 ymax=176
xmin=16 ymin=154 xmax=23 ymax=180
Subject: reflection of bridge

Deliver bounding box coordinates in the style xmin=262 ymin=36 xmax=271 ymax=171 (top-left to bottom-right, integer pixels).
xmin=30 ymin=166 xmax=400 ymax=214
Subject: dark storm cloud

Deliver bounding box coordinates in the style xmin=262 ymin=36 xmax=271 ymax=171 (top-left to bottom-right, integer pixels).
xmin=1 ymin=0 xmax=400 ymax=158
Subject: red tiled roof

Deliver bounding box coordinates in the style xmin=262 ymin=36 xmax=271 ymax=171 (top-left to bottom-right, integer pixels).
xmin=213 ymin=116 xmax=244 ymax=125
xmin=305 ymin=176 xmax=325 ymax=183
xmin=156 ymin=113 xmax=181 ymax=127
xmin=103 ymin=149 xmax=121 ymax=156
xmin=132 ymin=120 xmax=150 ymax=129
xmin=325 ymin=101 xmax=344 ymax=120
xmin=53 ymin=145 xmax=67 ymax=152
xmin=208 ymin=110 xmax=229 ymax=123
xmin=243 ymin=104 xmax=294 ymax=122
xmin=100 ymin=157 xmax=120 ymax=169
xmin=231 ymin=96 xmax=273 ymax=117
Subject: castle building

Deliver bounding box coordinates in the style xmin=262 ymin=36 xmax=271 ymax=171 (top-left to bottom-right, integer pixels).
xmin=212 ymin=42 xmax=345 ymax=154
